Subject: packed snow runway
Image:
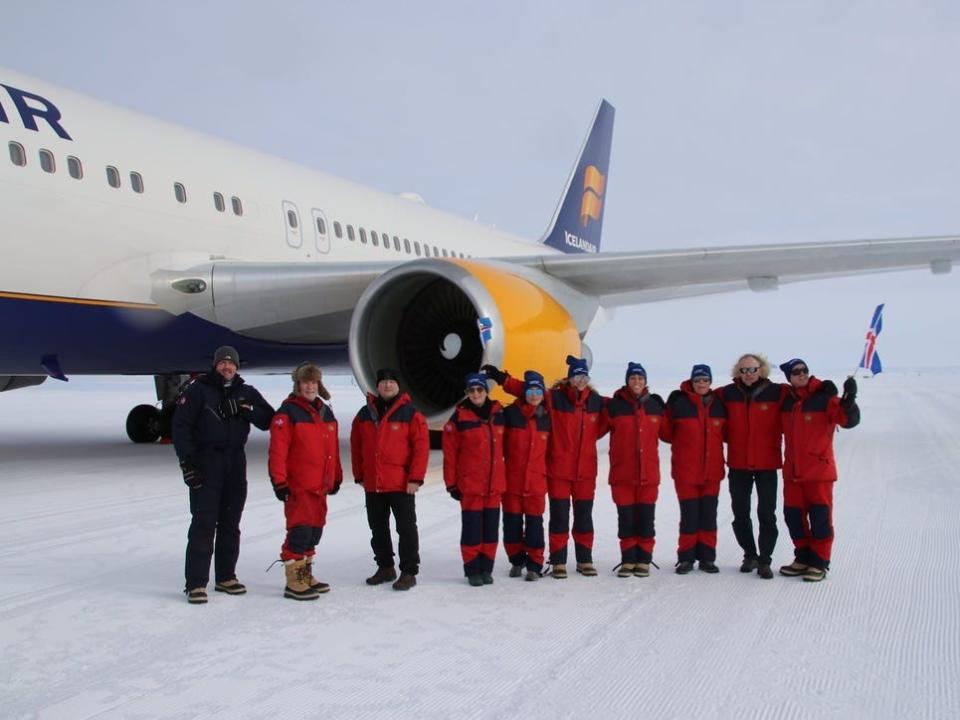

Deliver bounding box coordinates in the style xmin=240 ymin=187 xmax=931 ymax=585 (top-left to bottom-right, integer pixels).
xmin=1 ymin=371 xmax=958 ymax=719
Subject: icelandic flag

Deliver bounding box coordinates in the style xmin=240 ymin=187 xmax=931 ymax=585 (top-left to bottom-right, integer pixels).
xmin=858 ymin=303 xmax=884 ymax=375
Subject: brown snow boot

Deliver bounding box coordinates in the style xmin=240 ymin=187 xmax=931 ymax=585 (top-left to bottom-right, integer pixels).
xmin=392 ymin=572 xmax=417 ymax=591
xmin=284 ymin=558 xmax=320 ymax=601
xmin=617 ymin=563 xmax=636 ymax=578
xmin=366 ymin=565 xmax=398 ymax=586
xmin=576 ymin=562 xmax=598 ymax=576
xmin=633 ymin=563 xmax=650 ymax=578
xmin=551 ymin=564 xmax=568 ymax=579
xmin=186 ymin=587 xmax=208 ymax=604
xmin=779 ymin=561 xmax=809 ymax=577
xmin=304 ymin=557 xmax=330 ymax=594
xmin=214 ymin=579 xmax=247 ymax=595
xmin=802 ymin=566 xmax=826 ymax=583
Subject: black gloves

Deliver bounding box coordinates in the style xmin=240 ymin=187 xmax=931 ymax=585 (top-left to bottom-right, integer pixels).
xmin=273 ymin=484 xmax=290 ymax=502
xmin=180 ymin=459 xmax=202 ymax=489
xmin=329 ymin=481 xmax=341 ymax=496
xmin=819 ymin=380 xmax=838 ymax=397
xmin=480 ymin=365 xmax=507 ymax=385
xmin=448 ymin=487 xmax=463 ymax=501
xmin=842 ymin=376 xmax=858 ymax=405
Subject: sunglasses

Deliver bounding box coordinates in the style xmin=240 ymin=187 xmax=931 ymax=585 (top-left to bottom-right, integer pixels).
xmin=526 ymin=388 xmax=544 ymax=395
xmin=790 ymin=367 xmax=809 ymax=376
xmin=466 ymin=386 xmax=486 ymax=394
xmin=739 ymin=367 xmax=760 ymax=375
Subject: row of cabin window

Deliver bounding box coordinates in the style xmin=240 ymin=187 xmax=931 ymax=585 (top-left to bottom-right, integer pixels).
xmin=7 ymin=141 xmax=243 ymax=215
xmin=326 ymin=218 xmax=466 ymax=259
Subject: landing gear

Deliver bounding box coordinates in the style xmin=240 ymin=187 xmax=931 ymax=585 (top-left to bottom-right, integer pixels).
xmin=125 ymin=374 xmax=192 ymax=443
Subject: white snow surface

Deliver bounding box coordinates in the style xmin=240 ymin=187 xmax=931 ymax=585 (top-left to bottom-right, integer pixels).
xmin=1 ymin=371 xmax=958 ymax=720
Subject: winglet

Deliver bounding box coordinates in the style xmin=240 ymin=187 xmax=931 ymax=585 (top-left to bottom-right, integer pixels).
xmin=540 ymin=100 xmax=615 ymax=254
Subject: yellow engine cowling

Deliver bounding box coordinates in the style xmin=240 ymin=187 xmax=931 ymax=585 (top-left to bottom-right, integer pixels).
xmin=349 ymin=258 xmax=583 ymax=426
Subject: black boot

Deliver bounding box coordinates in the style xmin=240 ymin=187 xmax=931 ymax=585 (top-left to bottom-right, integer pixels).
xmin=392 ymin=572 xmax=417 ymax=591
xmin=366 ymin=565 xmax=398 ymax=586
xmin=675 ymin=560 xmax=694 ymax=575
xmin=739 ymin=556 xmax=759 ymax=573
xmin=699 ymin=560 xmax=719 ymax=574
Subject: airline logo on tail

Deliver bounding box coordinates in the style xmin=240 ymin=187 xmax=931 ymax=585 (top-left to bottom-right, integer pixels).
xmin=579 ymin=165 xmax=606 ymax=227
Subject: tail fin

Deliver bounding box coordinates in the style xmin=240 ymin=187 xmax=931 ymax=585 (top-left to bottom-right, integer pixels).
xmin=540 ymin=99 xmax=615 ymax=254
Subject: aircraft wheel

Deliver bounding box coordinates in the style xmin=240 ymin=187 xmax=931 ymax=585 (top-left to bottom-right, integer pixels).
xmin=126 ymin=404 xmax=161 ymax=443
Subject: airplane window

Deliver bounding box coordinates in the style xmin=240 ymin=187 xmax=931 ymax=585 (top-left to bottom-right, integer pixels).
xmin=287 ymin=209 xmax=298 ymax=228
xmin=213 ymin=192 xmax=225 ymax=212
xmin=107 ymin=166 xmax=121 ymax=188
xmin=130 ymin=171 xmax=144 ymax=193
xmin=382 ymin=234 xmax=391 ymax=253
xmin=433 ymin=246 xmax=440 ymax=257
xmin=359 ymin=228 xmax=367 ymax=244
xmin=404 ymin=238 xmax=411 ymax=254
xmin=441 ymin=248 xmax=448 ymax=257
xmin=8 ymin=142 xmax=26 ymax=167
xmin=39 ymin=149 xmax=55 ymax=173
xmin=347 ymin=225 xmax=355 ymax=241
xmin=334 ymin=221 xmax=342 ymax=238
xmin=67 ymin=156 xmax=82 ymax=179
xmin=316 ymin=217 xmax=326 ymax=235
xmin=231 ymin=196 xmax=243 ymax=216
xmin=414 ymin=241 xmax=422 ymax=257
xmin=371 ymin=230 xmax=379 ymax=247
xmin=393 ymin=236 xmax=401 ymax=251
xmin=174 ymin=182 xmax=187 ymax=203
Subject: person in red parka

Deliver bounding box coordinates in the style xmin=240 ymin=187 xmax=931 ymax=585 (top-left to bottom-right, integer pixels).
xmin=716 ymin=353 xmax=789 ymax=580
xmin=351 ymin=368 xmax=429 ymax=591
xmin=777 ymin=358 xmax=860 ymax=582
xmin=443 ymin=372 xmax=507 ymax=586
xmin=603 ymin=362 xmax=669 ymax=578
xmin=665 ymin=364 xmax=727 ymax=574
xmin=501 ymin=370 xmax=551 ymax=581
xmin=268 ymin=363 xmax=342 ymax=601
xmin=484 ymin=355 xmax=606 ymax=579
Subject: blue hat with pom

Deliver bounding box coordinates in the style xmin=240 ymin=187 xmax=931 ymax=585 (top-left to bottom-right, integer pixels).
xmin=778 ymin=358 xmax=808 ymax=378
xmin=464 ymin=372 xmax=488 ymax=390
xmin=523 ymin=370 xmax=546 ymax=392
xmin=625 ymin=362 xmax=647 ymax=384
xmin=566 ymin=355 xmax=590 ymax=379
xmin=690 ymin=364 xmax=712 ymax=382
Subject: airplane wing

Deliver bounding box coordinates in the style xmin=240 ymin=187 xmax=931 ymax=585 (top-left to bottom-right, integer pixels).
xmin=515 ymin=234 xmax=960 ymax=306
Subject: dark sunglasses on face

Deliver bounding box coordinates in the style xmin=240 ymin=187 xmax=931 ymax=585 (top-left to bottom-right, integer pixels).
xmin=739 ymin=367 xmax=760 ymax=375
xmin=466 ymin=387 xmax=486 ymax=393
xmin=790 ymin=367 xmax=809 ymax=376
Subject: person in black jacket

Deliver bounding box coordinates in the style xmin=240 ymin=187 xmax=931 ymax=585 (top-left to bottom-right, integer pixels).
xmin=173 ymin=346 xmax=274 ymax=604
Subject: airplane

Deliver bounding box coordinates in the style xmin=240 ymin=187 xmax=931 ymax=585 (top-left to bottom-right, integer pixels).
xmin=2 ymin=66 xmax=958 ymax=443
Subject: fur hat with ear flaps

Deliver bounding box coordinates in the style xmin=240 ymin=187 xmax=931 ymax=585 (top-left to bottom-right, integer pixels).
xmin=291 ymin=363 xmax=330 ymax=400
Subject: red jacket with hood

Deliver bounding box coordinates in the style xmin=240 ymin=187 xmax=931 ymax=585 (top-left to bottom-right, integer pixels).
xmin=603 ymin=386 xmax=669 ymax=486
xmin=502 ymin=398 xmax=551 ymax=496
xmin=269 ymin=394 xmax=342 ymax=495
xmin=664 ymin=381 xmax=727 ymax=485
xmin=350 ymin=392 xmax=430 ymax=493
xmin=716 ymin=378 xmax=788 ymax=471
xmin=443 ymin=399 xmax=507 ymax=497
xmin=781 ymin=376 xmax=859 ymax=483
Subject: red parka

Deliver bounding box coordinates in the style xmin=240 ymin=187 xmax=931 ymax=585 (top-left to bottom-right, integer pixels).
xmin=781 ymin=376 xmax=859 ymax=483
xmin=664 ymin=381 xmax=727 ymax=485
xmin=350 ymin=392 xmax=430 ymax=493
xmin=443 ymin=399 xmax=507 ymax=497
xmin=502 ymin=399 xmax=551 ymax=497
xmin=603 ymin=386 xmax=669 ymax=487
xmin=716 ymin=378 xmax=788 ymax=471
xmin=269 ymin=394 xmax=342 ymax=495
xmin=503 ymin=375 xmax=606 ymax=483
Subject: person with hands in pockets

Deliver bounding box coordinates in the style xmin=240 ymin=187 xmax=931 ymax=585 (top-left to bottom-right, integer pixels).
xmin=172 ymin=345 xmax=274 ymax=605
xmin=268 ymin=363 xmax=343 ymax=601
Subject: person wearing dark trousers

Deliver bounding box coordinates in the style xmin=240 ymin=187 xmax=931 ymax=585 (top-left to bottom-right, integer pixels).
xmin=501 ymin=370 xmax=551 ymax=581
xmin=778 ymin=358 xmax=860 ymax=582
xmin=716 ymin=353 xmax=789 ymax=579
xmin=351 ymin=368 xmax=430 ymax=591
xmin=268 ymin=363 xmax=342 ymax=600
xmin=664 ymin=364 xmax=727 ymax=574
xmin=443 ymin=373 xmax=506 ymax=587
xmin=173 ymin=345 xmax=274 ymax=604
xmin=603 ymin=362 xmax=669 ymax=578
xmin=484 ymin=355 xmax=606 ymax=579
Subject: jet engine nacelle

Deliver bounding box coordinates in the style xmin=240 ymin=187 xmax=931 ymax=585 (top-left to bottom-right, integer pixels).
xmin=349 ymin=258 xmax=593 ymax=425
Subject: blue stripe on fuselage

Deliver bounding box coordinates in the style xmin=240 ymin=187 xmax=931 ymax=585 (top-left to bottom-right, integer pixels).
xmin=0 ymin=295 xmax=349 ymax=375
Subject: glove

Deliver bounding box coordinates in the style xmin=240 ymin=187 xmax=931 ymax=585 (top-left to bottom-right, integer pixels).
xmin=448 ymin=487 xmax=463 ymax=501
xmin=180 ymin=459 xmax=202 ymax=489
xmin=221 ymin=398 xmax=241 ymax=417
xmin=819 ymin=380 xmax=838 ymax=397
xmin=273 ymin=484 xmax=290 ymax=502
xmin=480 ymin=364 xmax=507 ymax=385
xmin=329 ymin=481 xmax=341 ymax=496
xmin=842 ymin=376 xmax=858 ymax=405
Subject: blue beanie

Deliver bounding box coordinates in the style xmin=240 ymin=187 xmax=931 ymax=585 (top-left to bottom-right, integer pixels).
xmin=566 ymin=355 xmax=590 ymax=379
xmin=523 ymin=370 xmax=546 ymax=392
xmin=778 ymin=358 xmax=808 ymax=378
xmin=464 ymin=372 xmax=488 ymax=390
xmin=625 ymin=362 xmax=647 ymax=384
xmin=690 ymin=364 xmax=712 ymax=382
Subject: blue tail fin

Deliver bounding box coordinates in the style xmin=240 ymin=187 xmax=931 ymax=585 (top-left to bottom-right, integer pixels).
xmin=540 ymin=99 xmax=615 ymax=254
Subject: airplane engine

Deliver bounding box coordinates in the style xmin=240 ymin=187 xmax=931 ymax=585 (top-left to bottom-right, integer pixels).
xmin=349 ymin=259 xmax=585 ymax=425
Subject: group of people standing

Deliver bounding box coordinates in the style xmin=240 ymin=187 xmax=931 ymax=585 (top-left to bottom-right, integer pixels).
xmin=171 ymin=345 xmax=860 ymax=604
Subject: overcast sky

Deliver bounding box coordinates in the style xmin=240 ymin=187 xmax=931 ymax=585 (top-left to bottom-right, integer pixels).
xmin=2 ymin=1 xmax=958 ymax=376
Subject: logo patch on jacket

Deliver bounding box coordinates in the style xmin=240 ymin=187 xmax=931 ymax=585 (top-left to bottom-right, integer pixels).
xmin=713 ymin=420 xmax=721 ymax=426
xmin=804 ymin=415 xmax=813 ymax=422
xmin=273 ymin=417 xmax=286 ymax=427
xmin=760 ymin=404 xmax=769 ymax=411
xmin=391 ymin=423 xmax=400 ymax=430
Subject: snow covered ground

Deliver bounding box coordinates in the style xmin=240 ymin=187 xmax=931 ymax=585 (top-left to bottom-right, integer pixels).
xmin=1 ymin=370 xmax=958 ymax=720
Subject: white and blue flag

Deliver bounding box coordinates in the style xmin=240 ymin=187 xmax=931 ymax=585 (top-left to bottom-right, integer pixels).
xmin=858 ymin=303 xmax=884 ymax=376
